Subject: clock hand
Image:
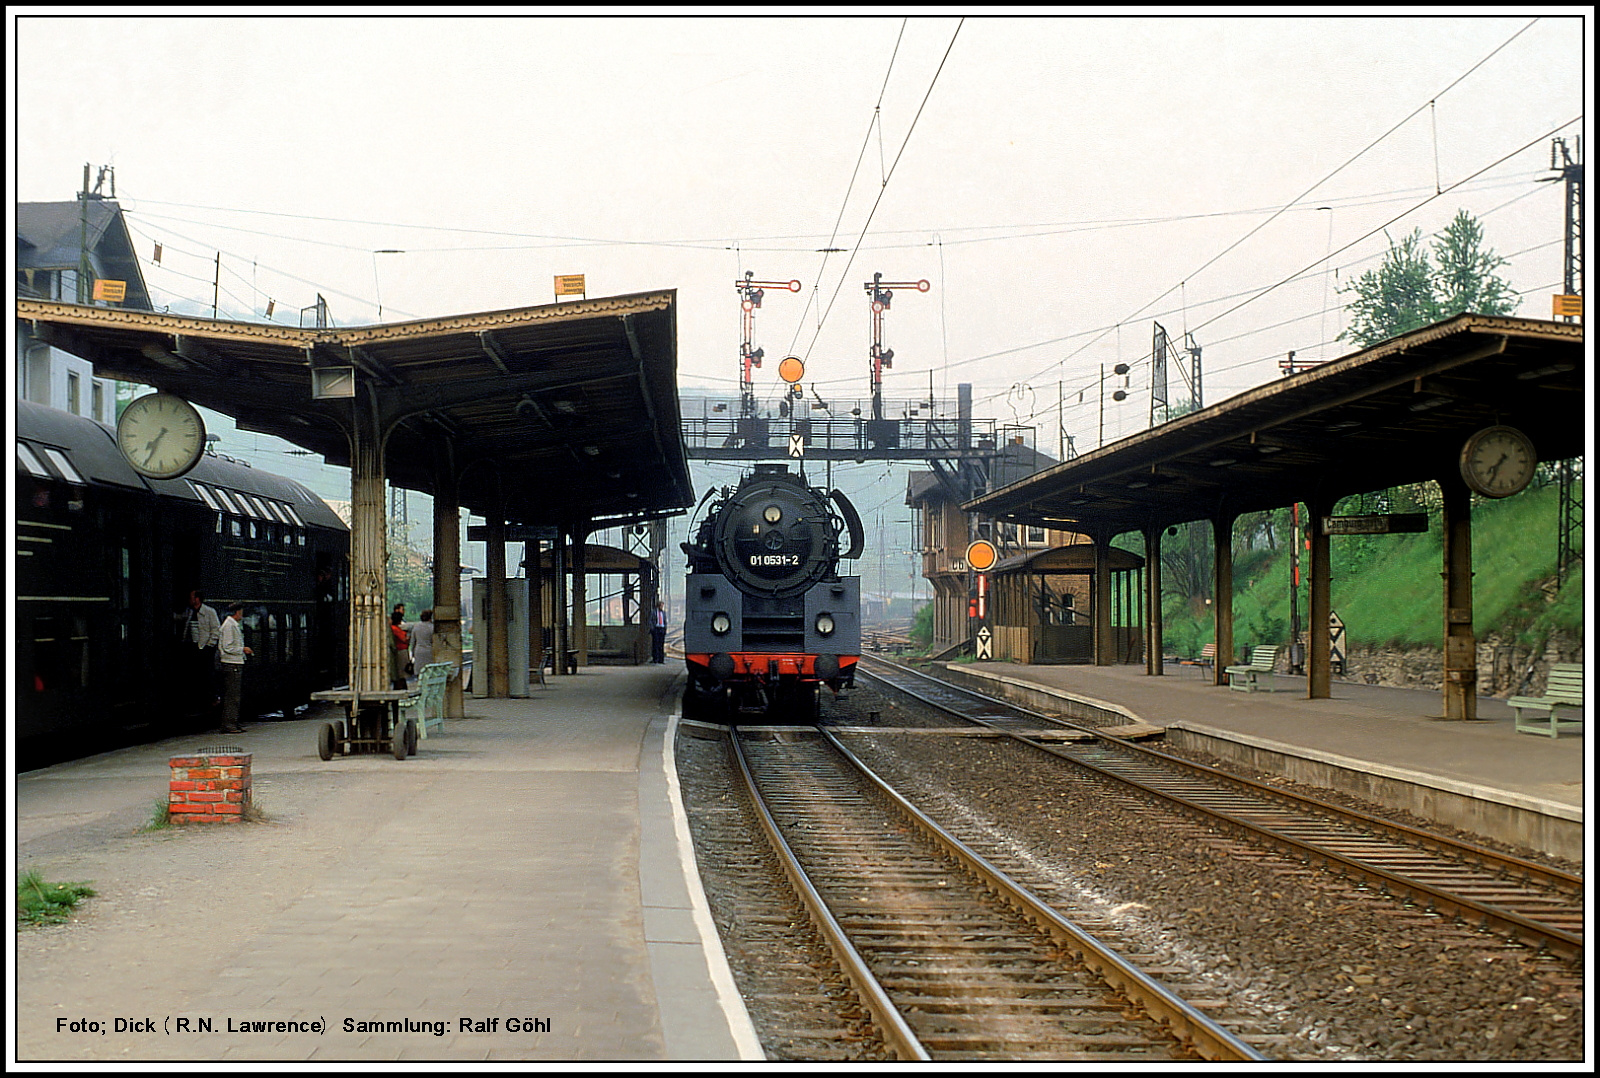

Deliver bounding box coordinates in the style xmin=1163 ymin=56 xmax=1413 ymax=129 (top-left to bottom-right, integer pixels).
xmin=1485 ymin=452 xmax=1507 ymax=480
xmin=144 ymin=427 xmax=169 ymax=465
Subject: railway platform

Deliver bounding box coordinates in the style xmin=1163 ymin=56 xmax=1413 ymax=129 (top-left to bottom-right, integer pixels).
xmin=930 ymin=660 xmax=1585 ymax=863
xmin=14 ymin=666 xmax=761 ymax=1064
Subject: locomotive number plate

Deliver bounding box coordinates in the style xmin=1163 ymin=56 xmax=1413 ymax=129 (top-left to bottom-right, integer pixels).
xmin=750 ymin=554 xmax=801 ymax=567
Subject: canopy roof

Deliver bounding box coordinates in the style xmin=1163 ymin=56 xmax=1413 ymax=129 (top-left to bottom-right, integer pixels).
xmin=968 ymin=315 xmax=1584 ymax=535
xmin=18 ymin=292 xmax=694 ymax=527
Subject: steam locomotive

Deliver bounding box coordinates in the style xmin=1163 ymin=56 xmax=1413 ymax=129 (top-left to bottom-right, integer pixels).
xmin=15 ymin=399 xmax=349 ymax=769
xmin=681 ymin=463 xmax=863 ymax=721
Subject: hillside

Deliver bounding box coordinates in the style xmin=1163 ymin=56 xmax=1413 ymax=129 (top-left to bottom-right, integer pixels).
xmin=1156 ymin=479 xmax=1583 ymax=687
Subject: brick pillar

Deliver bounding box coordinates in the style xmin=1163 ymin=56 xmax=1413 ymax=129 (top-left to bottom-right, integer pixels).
xmin=169 ymin=753 xmax=252 ymax=824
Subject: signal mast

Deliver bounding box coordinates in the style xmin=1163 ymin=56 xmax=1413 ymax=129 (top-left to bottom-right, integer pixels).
xmin=863 ymin=272 xmax=929 ymax=421
xmin=735 ymin=271 xmax=801 ymax=418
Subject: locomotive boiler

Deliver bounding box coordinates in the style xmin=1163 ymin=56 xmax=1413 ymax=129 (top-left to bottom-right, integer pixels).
xmin=681 ymin=463 xmax=863 ymax=721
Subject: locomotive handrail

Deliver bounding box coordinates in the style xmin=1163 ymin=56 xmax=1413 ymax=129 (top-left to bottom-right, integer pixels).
xmin=830 ymin=488 xmax=864 ymax=560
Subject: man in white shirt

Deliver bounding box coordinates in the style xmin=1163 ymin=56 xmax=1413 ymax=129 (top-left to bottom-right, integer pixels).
xmin=182 ymin=590 xmax=222 ymax=718
xmin=219 ymin=603 xmax=254 ymax=734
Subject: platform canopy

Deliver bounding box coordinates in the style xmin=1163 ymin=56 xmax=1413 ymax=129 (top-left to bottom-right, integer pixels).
xmin=968 ymin=315 xmax=1584 ymax=534
xmin=16 ymin=291 xmax=694 ymax=527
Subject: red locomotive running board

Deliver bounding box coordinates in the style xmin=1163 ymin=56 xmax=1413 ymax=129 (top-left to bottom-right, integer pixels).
xmin=685 ymin=653 xmax=858 ymax=678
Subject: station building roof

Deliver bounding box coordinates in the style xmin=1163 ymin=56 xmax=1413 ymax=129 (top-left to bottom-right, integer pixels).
xmin=16 ymin=292 xmax=694 ymax=528
xmin=967 ymin=314 xmax=1585 ymax=535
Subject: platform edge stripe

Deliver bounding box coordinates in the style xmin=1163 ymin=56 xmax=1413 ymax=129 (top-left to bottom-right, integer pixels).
xmin=1168 ymin=721 xmax=1583 ymax=821
xmin=661 ymin=707 xmax=765 ymax=1060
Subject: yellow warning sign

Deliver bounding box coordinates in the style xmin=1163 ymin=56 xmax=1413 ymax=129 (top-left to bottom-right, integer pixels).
xmin=1551 ymin=294 xmax=1582 ymax=318
xmin=555 ymin=274 xmax=587 ymax=297
xmin=93 ymin=279 xmax=127 ymax=303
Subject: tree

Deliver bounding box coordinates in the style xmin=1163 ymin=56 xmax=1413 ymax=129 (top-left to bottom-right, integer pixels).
xmin=1339 ymin=209 xmax=1519 ymax=349
xmin=1431 ymin=209 xmax=1519 ymax=319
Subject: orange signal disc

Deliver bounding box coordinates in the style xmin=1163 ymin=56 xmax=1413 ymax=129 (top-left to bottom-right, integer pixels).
xmin=965 ymin=539 xmax=998 ymax=572
xmin=778 ymin=356 xmax=805 ymax=384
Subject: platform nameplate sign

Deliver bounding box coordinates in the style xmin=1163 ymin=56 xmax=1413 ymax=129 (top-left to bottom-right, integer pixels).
xmin=467 ymin=524 xmax=560 ymax=542
xmin=1321 ymin=513 xmax=1428 ymax=536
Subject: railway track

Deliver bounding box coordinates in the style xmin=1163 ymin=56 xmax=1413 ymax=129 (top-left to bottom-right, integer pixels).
xmin=728 ymin=727 xmax=1268 ymax=1062
xmin=854 ymin=655 xmax=1584 ymax=962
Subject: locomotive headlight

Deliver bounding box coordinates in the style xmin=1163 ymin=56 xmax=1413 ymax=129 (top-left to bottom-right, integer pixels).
xmin=711 ymin=612 xmax=732 ymax=635
xmin=815 ymin=613 xmax=836 ymax=636
xmin=762 ymin=504 xmax=782 ymax=524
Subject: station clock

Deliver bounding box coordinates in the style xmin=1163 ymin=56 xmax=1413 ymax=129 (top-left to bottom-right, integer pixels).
xmin=1459 ymin=425 xmax=1536 ymax=499
xmin=116 ymin=392 xmax=207 ymax=480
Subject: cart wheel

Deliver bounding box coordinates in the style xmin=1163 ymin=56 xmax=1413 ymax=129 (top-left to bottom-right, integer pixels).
xmin=332 ymin=720 xmax=346 ymax=754
xmin=405 ymin=719 xmax=419 ymax=756
xmin=392 ymin=722 xmax=408 ymax=759
xmin=317 ymin=722 xmax=334 ymax=761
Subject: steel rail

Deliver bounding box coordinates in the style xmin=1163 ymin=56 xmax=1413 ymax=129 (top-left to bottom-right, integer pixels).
xmin=727 ymin=730 xmax=931 ymax=1062
xmin=856 ymin=656 xmax=1583 ymax=961
xmin=859 ymin=655 xmax=1580 ymax=893
xmin=817 ymin=728 xmax=1269 ymax=1062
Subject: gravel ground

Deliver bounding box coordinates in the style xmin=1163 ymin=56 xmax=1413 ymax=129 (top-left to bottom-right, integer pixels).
xmin=679 ymin=683 xmax=1585 ymax=1063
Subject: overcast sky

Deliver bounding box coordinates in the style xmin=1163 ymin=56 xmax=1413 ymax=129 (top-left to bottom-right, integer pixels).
xmin=10 ymin=12 xmax=1590 ymax=593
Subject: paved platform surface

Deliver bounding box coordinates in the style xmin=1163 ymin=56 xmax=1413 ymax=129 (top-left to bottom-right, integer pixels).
xmin=946 ymin=661 xmax=1586 ymax=813
xmin=14 ymin=666 xmax=761 ymax=1063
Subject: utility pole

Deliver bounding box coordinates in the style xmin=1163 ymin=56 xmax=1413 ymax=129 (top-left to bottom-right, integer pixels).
xmin=1543 ymin=138 xmax=1583 ymax=591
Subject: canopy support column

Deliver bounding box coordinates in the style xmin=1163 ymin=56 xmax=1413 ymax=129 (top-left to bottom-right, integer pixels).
xmin=1144 ymin=524 xmax=1164 ymax=676
xmin=1211 ymin=512 xmax=1236 ymax=686
xmin=1440 ymin=475 xmax=1478 ymax=719
xmin=348 ymin=384 xmax=388 ymax=695
xmin=484 ymin=497 xmax=509 ymax=698
xmin=432 ymin=440 xmax=465 ymax=718
xmin=1307 ymin=497 xmax=1333 ymax=700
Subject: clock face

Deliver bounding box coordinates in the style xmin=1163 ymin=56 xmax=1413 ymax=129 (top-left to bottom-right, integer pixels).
xmin=1459 ymin=425 xmax=1536 ymax=498
xmin=117 ymin=393 xmax=207 ymax=479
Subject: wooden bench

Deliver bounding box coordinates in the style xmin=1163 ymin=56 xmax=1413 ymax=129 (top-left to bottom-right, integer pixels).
xmin=400 ymin=662 xmax=453 ymax=739
xmin=1179 ymin=642 xmax=1217 ymax=675
xmin=1226 ymin=646 xmax=1280 ymax=692
xmin=1509 ymin=663 xmax=1583 ymax=738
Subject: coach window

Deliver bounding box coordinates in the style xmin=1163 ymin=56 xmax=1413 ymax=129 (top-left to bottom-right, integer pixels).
xmin=41 ymin=448 xmax=85 ymax=485
xmin=67 ymin=371 xmax=80 ymax=415
xmin=16 ymin=443 xmax=51 ymax=479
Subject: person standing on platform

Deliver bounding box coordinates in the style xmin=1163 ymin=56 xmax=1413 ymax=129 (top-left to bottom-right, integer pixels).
xmin=410 ymin=609 xmax=435 ymax=672
xmin=181 ymin=589 xmax=222 ymax=719
xmin=389 ymin=609 xmax=411 ymax=689
xmin=218 ymin=602 xmax=253 ymax=734
xmin=651 ymin=601 xmax=668 ymax=664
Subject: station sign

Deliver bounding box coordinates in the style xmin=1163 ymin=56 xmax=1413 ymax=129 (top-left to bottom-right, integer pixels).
xmin=467 ymin=524 xmax=560 ymax=542
xmin=1321 ymin=513 xmax=1428 ymax=536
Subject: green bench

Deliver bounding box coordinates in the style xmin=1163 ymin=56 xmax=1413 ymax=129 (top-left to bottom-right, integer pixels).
xmin=399 ymin=662 xmax=453 ymax=739
xmin=1509 ymin=663 xmax=1583 ymax=738
xmin=1226 ymin=645 xmax=1280 ymax=692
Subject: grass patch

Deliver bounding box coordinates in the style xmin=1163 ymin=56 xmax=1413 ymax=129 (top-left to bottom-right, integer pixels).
xmin=17 ymin=869 xmax=96 ymax=925
xmin=142 ymin=798 xmax=173 ymax=832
